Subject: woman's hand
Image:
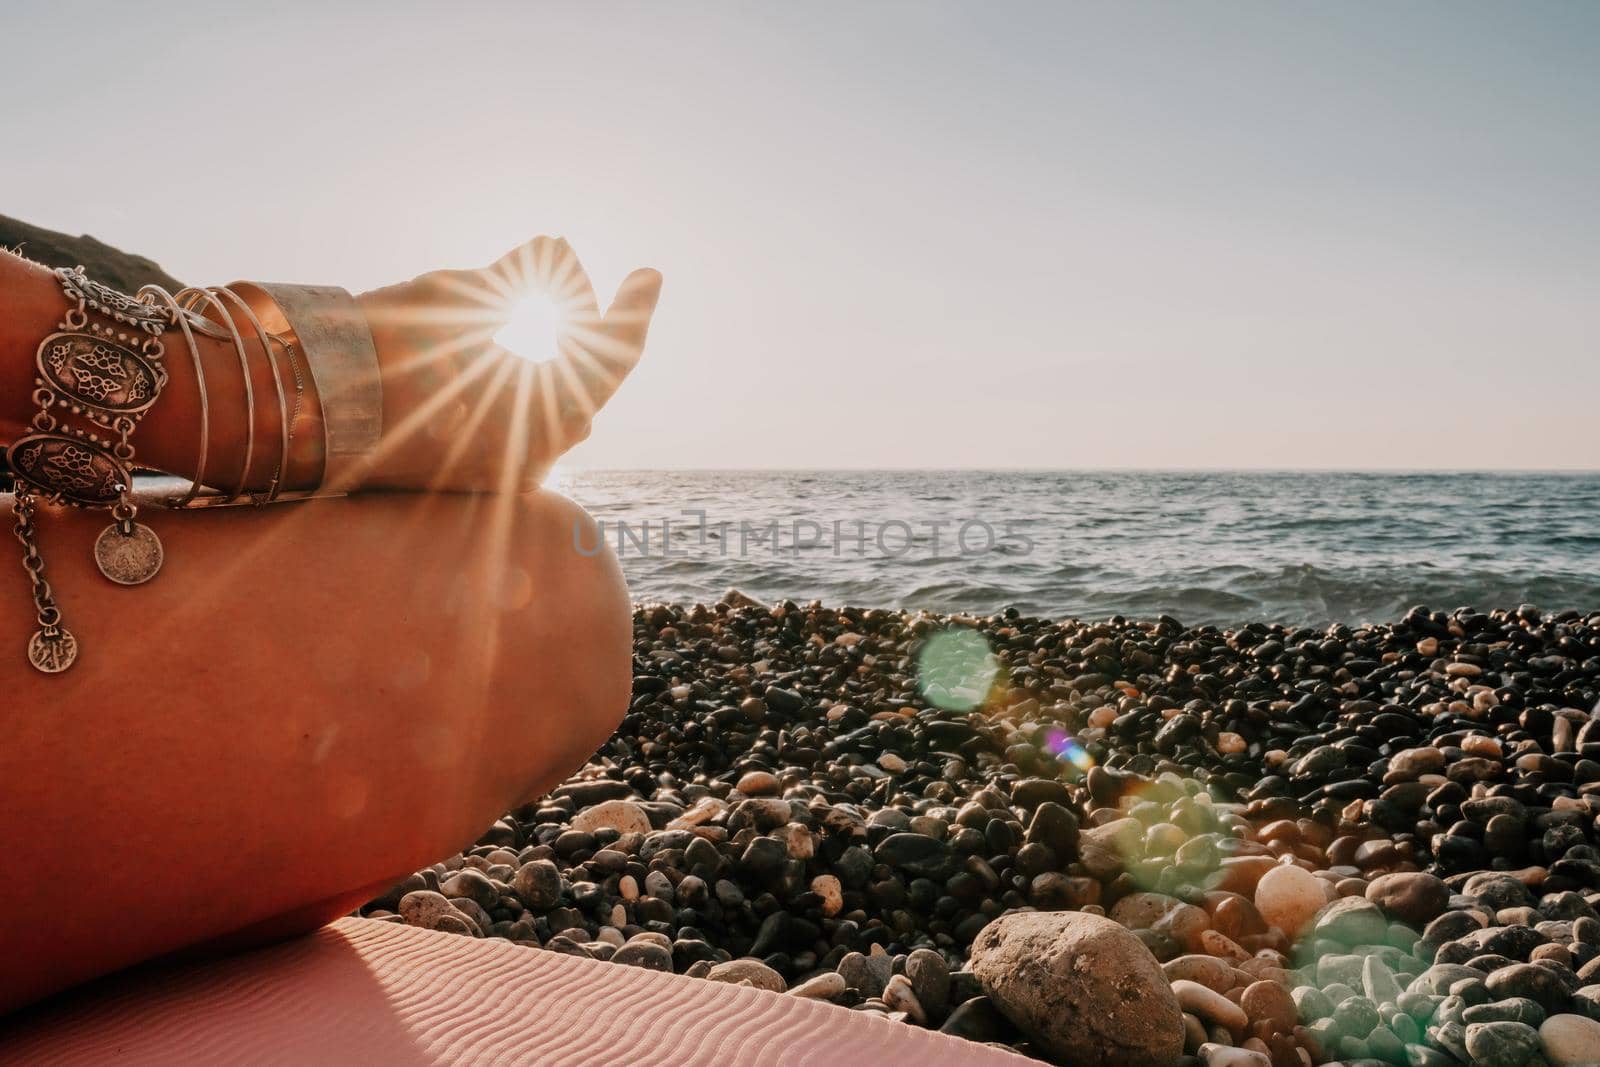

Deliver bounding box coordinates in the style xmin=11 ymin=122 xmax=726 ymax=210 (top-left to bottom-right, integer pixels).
xmin=356 ymin=237 xmax=661 ymax=491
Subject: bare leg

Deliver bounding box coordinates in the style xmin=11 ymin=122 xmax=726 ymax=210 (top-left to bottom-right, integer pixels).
xmin=0 ymin=490 xmax=630 ymax=1012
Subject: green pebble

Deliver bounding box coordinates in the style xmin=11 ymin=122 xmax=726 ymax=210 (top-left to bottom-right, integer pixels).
xmin=1324 ymin=982 xmax=1359 ymax=1004
xmin=1337 ymin=1034 xmax=1371 ymax=1059
xmin=1294 ymin=983 xmax=1333 ymax=1016
xmin=1365 ymin=1024 xmax=1406 ymax=1064
xmin=1388 ymin=922 xmax=1421 ymax=950
xmin=1398 ymin=991 xmax=1441 ymax=1020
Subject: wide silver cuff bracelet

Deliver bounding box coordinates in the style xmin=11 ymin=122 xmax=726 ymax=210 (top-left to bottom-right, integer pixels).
xmin=231 ymin=282 xmax=382 ymax=492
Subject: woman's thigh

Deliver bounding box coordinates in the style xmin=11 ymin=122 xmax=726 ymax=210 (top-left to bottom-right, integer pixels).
xmin=0 ymin=489 xmax=631 ymax=1012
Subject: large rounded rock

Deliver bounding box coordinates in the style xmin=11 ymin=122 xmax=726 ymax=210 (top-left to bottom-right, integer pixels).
xmin=969 ymin=910 xmax=1184 ymax=1066
xmin=1541 ymin=1013 xmax=1600 ymax=1066
xmin=1365 ymin=872 xmax=1450 ymax=927
xmin=1254 ymin=863 xmax=1327 ymax=939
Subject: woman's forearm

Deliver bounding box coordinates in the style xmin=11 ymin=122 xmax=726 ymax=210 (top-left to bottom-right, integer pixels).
xmin=0 ymin=249 xmax=322 ymax=494
xmin=4 ymin=237 xmax=662 ymax=497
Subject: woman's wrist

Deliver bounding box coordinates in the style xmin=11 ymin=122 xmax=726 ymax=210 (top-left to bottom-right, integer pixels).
xmin=2 ymin=251 xmax=196 ymax=488
xmin=0 ymin=250 xmax=331 ymax=499
xmin=2 ymin=249 xmax=399 ymax=498
xmin=0 ymin=251 xmax=72 ymax=448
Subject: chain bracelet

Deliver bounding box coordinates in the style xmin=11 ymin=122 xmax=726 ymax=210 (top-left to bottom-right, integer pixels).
xmin=6 ymin=266 xmax=176 ymax=673
xmin=10 ymin=493 xmax=75 ymax=672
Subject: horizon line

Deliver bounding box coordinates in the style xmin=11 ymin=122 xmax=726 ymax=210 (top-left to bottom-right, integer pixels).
xmin=561 ymin=465 xmax=1600 ymax=475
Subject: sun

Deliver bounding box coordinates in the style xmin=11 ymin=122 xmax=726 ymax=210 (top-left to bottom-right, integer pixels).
xmin=494 ymin=291 xmax=567 ymax=362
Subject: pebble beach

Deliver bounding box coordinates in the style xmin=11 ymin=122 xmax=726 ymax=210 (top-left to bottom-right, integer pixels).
xmin=363 ymin=595 xmax=1600 ymax=1067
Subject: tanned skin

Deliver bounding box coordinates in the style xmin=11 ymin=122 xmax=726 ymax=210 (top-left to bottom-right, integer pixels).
xmin=0 ymin=240 xmax=662 ymax=1011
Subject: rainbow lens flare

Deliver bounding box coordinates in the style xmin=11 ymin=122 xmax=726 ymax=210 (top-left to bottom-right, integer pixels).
xmin=1042 ymin=727 xmax=1095 ymax=770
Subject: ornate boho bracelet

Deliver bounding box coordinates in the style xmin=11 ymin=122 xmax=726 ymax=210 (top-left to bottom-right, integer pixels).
xmin=6 ymin=267 xmax=177 ymax=672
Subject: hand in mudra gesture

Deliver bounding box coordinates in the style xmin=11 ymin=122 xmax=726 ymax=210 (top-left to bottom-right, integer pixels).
xmin=357 ymin=237 xmax=661 ymax=491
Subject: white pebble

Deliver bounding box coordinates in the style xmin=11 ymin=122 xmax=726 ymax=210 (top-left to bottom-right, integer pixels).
xmin=790 ymin=972 xmax=847 ymax=999
xmin=1253 ymin=863 xmax=1325 ymax=939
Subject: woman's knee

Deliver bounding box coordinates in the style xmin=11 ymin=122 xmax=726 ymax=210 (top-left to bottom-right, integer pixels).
xmin=480 ymin=490 xmax=633 ymax=803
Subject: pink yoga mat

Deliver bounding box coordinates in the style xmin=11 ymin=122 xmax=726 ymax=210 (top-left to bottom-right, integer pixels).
xmin=0 ymin=918 xmax=1029 ymax=1065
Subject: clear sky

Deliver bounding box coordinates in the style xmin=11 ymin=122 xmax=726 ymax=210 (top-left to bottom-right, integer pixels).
xmin=2 ymin=2 xmax=1595 ymax=469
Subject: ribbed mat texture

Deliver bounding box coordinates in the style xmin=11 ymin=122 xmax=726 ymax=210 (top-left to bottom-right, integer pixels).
xmin=1 ymin=918 xmax=1027 ymax=1065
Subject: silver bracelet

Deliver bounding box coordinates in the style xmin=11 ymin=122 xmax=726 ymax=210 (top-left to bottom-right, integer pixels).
xmin=230 ymin=282 xmax=382 ymax=494
xmin=137 ymin=285 xmax=211 ymax=507
xmin=176 ymin=286 xmax=256 ymax=503
xmin=209 ymin=287 xmax=294 ymax=503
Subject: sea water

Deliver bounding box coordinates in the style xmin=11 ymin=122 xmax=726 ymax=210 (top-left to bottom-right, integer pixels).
xmin=557 ymin=470 xmax=1600 ymax=628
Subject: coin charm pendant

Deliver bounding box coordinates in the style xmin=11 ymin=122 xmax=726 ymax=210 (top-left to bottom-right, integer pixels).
xmin=28 ymin=628 xmax=77 ymax=673
xmin=95 ymin=522 xmax=164 ymax=585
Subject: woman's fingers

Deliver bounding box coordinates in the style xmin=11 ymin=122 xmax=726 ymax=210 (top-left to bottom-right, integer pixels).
xmin=574 ymin=268 xmax=662 ymax=404
xmin=605 ymin=268 xmax=663 ymax=359
xmin=533 ymin=267 xmax=660 ymax=457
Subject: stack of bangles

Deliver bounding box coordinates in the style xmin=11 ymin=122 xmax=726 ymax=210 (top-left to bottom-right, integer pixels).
xmin=4 ymin=267 xmax=383 ymax=674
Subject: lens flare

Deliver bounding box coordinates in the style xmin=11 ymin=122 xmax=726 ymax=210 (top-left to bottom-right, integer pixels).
xmin=916 ymin=628 xmax=999 ymax=712
xmin=495 ymin=292 xmax=567 ymax=362
xmin=1042 ymin=727 xmax=1095 ymax=770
